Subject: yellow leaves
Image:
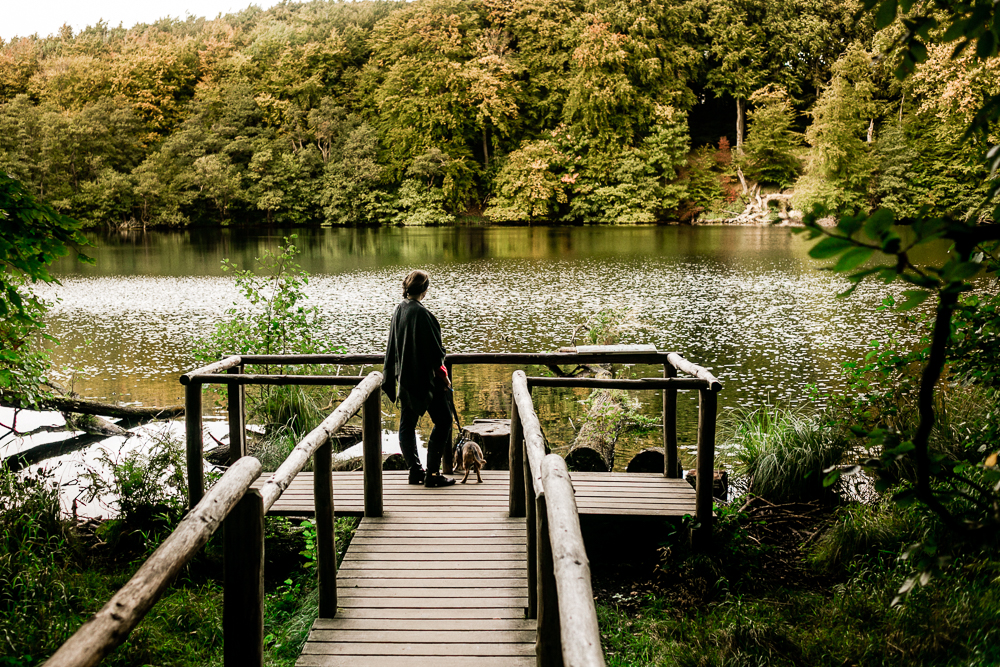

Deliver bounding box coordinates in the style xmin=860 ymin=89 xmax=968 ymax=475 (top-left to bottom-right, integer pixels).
xmin=986 ymin=452 xmax=998 ymax=468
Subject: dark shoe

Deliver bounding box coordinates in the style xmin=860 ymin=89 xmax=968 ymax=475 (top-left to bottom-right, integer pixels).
xmin=424 ymin=473 xmax=456 ymax=488
xmin=408 ymin=468 xmax=426 ymax=485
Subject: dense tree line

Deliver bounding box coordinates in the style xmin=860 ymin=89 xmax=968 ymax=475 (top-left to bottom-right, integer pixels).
xmin=0 ymin=0 xmax=994 ymax=227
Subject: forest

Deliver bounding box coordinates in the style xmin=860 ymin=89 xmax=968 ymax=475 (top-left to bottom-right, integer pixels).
xmin=0 ymin=0 xmax=996 ymax=228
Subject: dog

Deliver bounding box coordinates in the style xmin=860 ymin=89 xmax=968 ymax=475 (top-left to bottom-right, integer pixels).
xmin=453 ymin=440 xmax=486 ymax=483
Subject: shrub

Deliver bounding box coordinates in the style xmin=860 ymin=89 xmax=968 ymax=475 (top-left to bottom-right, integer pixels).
xmin=723 ymin=405 xmax=847 ymax=503
xmin=193 ymin=236 xmax=344 ymax=435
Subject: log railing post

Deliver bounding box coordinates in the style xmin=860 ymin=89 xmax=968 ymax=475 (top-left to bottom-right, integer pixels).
xmin=444 ymin=360 xmax=455 ymax=474
xmin=362 ymin=389 xmax=383 ymax=517
xmin=186 ymin=381 xmax=204 ymax=507
xmin=314 ymin=439 xmax=337 ymax=618
xmin=692 ymin=388 xmax=718 ymax=549
xmin=535 ymin=491 xmax=562 ymax=667
xmin=525 ymin=446 xmax=537 ymax=620
xmin=663 ymin=364 xmax=678 ymax=478
xmin=509 ymin=398 xmax=525 ymax=518
xmin=224 ymin=488 xmax=264 ymax=667
xmin=227 ymin=364 xmax=247 ymax=465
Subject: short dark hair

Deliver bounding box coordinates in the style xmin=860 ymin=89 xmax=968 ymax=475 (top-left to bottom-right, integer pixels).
xmin=402 ymin=270 xmax=430 ymax=299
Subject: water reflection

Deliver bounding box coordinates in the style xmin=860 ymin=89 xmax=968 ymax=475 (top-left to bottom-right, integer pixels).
xmin=34 ymin=225 xmax=942 ymax=469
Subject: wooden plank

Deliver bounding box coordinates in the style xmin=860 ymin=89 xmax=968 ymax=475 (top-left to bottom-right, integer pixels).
xmin=337 ymin=579 xmax=528 ymax=588
xmin=297 ymin=656 xmax=533 ymax=667
xmin=326 ymin=608 xmax=527 ymax=619
xmin=337 ymin=567 xmax=527 ymax=578
xmin=336 ymin=597 xmax=528 ymax=609
xmin=312 ymin=619 xmax=534 ymax=631
xmin=342 ymin=552 xmax=524 ymax=562
xmin=338 ymin=587 xmax=528 ymax=598
xmin=338 ymin=562 xmax=527 ymax=571
xmin=307 ymin=630 xmax=535 ymax=643
xmin=348 ymin=544 xmax=526 ymax=554
xmin=300 ymin=642 xmax=534 ymax=656
xmin=351 ymin=536 xmax=524 ymax=545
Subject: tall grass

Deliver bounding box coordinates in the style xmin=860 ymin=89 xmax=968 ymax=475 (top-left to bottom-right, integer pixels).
xmin=722 ymin=405 xmax=847 ymax=503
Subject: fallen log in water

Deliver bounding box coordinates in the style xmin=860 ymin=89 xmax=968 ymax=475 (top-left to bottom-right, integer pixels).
xmin=565 ymin=376 xmax=627 ymax=473
xmin=1 ymin=415 xmax=153 ymax=472
xmin=1 ymin=392 xmax=184 ymax=420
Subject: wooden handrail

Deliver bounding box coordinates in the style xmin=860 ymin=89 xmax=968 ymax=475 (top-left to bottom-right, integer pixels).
xmin=258 ymin=372 xmax=383 ymax=513
xmin=44 ymin=457 xmax=263 ymax=667
xmin=512 ymin=370 xmax=606 ymax=667
xmin=184 ymin=374 xmax=368 ymax=386
xmin=511 ymin=370 xmax=546 ymax=495
xmin=179 ymin=356 xmax=242 ymax=384
xmin=666 ymin=352 xmax=721 ymax=391
xmin=541 ymin=454 xmax=605 ymax=667
xmin=526 ymin=376 xmax=712 ymax=390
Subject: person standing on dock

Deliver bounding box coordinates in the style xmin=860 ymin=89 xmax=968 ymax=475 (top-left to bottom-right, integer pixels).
xmin=382 ymin=269 xmax=456 ymax=488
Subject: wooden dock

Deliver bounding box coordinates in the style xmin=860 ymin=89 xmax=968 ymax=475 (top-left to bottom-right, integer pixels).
xmin=266 ymin=469 xmax=695 ymax=666
xmin=256 ymin=469 xmax=698 ymax=517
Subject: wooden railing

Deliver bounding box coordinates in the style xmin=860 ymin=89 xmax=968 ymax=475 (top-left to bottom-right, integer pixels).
xmin=510 ymin=370 xmax=605 ymax=667
xmin=509 ymin=356 xmax=722 ymax=547
xmin=44 ymin=372 xmax=384 ymax=667
xmin=180 ymin=349 xmax=712 ymax=503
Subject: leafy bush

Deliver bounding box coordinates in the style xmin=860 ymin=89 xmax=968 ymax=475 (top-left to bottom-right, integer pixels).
xmin=194 ymin=237 xmax=343 ymax=434
xmin=79 ymin=428 xmax=187 ymax=548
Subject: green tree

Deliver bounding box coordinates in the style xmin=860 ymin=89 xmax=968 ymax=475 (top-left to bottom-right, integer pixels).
xmin=0 ymin=173 xmax=90 ymax=407
xmin=741 ymin=85 xmax=802 ymax=187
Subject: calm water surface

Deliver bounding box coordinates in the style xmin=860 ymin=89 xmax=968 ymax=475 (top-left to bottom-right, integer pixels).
xmin=30 ymin=225 xmax=939 ymax=468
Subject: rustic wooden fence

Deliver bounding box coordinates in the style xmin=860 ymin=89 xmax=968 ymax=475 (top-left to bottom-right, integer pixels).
xmin=180 ymin=350 xmax=719 ymax=505
xmin=509 ymin=370 xmax=605 ymax=667
xmin=43 ymin=372 xmax=384 ymax=667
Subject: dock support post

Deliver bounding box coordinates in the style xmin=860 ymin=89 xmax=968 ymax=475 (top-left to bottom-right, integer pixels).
xmin=444 ymin=360 xmax=455 ymax=474
xmin=227 ymin=364 xmax=246 ymax=465
xmin=362 ymin=390 xmax=383 ymax=517
xmin=315 ymin=439 xmax=338 ymax=618
xmin=693 ymin=388 xmax=718 ymax=548
xmin=224 ymin=489 xmax=264 ymax=667
xmin=185 ymin=381 xmax=204 ymax=507
xmin=525 ymin=447 xmax=537 ymax=619
xmin=663 ymin=363 xmax=679 ymax=478
xmin=508 ymin=399 xmax=525 ymax=518
xmin=535 ymin=493 xmax=562 ymax=667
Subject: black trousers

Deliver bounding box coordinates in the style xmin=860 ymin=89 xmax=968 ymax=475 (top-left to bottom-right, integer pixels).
xmin=398 ymin=383 xmax=452 ymax=475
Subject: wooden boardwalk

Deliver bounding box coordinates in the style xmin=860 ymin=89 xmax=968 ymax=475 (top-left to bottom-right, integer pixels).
xmin=265 ymin=469 xmax=695 ymax=666
xmin=258 ymin=469 xmax=697 ymax=517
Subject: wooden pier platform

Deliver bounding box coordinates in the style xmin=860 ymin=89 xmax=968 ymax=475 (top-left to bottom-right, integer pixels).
xmin=267 ymin=469 xmax=694 ymax=666
xmin=256 ymin=469 xmax=697 ymax=517
xmin=296 ymin=511 xmax=533 ymax=667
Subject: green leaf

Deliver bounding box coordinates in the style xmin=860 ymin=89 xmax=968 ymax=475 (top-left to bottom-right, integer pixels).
xmin=942 ymin=260 xmax=981 ymax=283
xmin=834 ymin=247 xmax=875 ymax=272
xmin=875 ymin=0 xmax=898 ymax=29
xmin=897 ymin=290 xmax=931 ymax=311
xmin=810 ymin=236 xmax=855 ymax=259
xmin=863 ymin=209 xmax=894 ymax=240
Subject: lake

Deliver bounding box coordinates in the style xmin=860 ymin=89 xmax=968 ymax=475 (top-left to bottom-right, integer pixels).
xmin=17 ymin=224 xmax=938 ymax=476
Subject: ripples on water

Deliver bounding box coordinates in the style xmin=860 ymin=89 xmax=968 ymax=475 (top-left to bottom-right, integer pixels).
xmin=25 ymin=225 xmax=933 ymax=475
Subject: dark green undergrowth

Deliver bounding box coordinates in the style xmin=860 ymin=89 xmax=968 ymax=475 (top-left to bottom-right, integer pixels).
xmin=598 ymin=505 xmax=1000 ymax=667
xmin=0 ymin=460 xmax=357 ymax=667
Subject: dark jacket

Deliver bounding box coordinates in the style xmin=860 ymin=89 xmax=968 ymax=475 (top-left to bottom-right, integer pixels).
xmin=382 ymin=298 xmax=446 ymax=404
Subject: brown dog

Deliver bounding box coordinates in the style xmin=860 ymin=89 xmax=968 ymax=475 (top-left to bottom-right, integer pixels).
xmin=454 ymin=440 xmax=486 ymax=483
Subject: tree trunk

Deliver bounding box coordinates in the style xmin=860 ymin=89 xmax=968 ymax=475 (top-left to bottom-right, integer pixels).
xmin=867 ymin=118 xmax=875 ymax=144
xmin=0 ymin=392 xmax=184 ymax=420
xmin=483 ymin=126 xmax=490 ymax=172
xmin=736 ymin=98 xmax=745 ymax=151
